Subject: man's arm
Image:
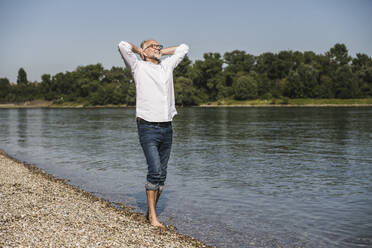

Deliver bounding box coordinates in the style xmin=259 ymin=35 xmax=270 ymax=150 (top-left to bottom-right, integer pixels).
xmin=160 ymin=46 xmax=178 ymax=56
xmin=161 ymin=44 xmax=189 ymax=70
xmin=118 ymin=41 xmax=148 ymax=71
xmin=128 ymin=42 xmax=148 ymax=60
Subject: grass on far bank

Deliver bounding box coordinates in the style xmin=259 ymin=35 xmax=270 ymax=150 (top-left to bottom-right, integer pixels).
xmin=201 ymin=98 xmax=372 ymax=106
xmin=0 ymin=100 xmax=129 ymax=108
xmin=51 ymin=101 xmax=128 ymax=108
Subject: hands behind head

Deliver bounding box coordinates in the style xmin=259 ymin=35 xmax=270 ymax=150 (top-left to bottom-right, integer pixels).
xmin=139 ymin=48 xmax=148 ymax=60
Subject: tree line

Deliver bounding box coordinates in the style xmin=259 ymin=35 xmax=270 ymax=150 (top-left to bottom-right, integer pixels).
xmin=1 ymin=43 xmax=371 ymax=106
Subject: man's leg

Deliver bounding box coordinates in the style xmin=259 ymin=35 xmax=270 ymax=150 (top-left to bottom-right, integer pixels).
xmin=143 ymin=150 xmax=164 ymax=227
xmin=146 ymin=125 xmax=172 ymax=220
xmin=138 ymin=123 xmax=165 ymax=227
xmin=146 ymin=186 xmax=163 ymax=220
xmin=146 ymin=189 xmax=164 ymax=228
xmin=158 ymin=124 xmax=173 ymax=190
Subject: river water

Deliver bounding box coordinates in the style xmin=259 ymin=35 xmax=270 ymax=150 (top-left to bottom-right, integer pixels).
xmin=0 ymin=107 xmax=371 ymax=247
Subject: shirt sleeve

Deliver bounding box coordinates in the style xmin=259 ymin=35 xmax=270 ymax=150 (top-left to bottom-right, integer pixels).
xmin=118 ymin=41 xmax=138 ymax=72
xmin=162 ymin=44 xmax=189 ymax=70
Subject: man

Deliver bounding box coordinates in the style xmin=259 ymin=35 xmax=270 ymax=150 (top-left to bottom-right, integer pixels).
xmin=118 ymin=39 xmax=189 ymax=227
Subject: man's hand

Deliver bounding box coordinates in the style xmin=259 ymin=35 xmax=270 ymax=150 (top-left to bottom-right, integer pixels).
xmin=139 ymin=48 xmax=148 ymax=60
xmin=129 ymin=42 xmax=148 ymax=60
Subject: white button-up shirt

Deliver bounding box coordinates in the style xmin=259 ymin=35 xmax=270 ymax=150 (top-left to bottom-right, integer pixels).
xmin=118 ymin=41 xmax=189 ymax=122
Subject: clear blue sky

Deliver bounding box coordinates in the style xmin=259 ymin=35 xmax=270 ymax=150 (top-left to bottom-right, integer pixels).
xmin=1 ymin=0 xmax=371 ymax=83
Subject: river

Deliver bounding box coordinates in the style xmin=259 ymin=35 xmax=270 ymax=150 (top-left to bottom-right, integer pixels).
xmin=1 ymin=107 xmax=371 ymax=247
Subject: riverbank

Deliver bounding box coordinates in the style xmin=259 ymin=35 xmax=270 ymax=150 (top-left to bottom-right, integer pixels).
xmin=0 ymin=100 xmax=128 ymax=108
xmin=200 ymin=98 xmax=372 ymax=107
xmin=1 ymin=98 xmax=372 ymax=108
xmin=0 ymin=150 xmax=209 ymax=247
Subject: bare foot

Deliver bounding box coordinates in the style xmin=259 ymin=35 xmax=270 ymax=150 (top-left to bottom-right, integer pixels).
xmin=149 ymin=216 xmax=165 ymax=228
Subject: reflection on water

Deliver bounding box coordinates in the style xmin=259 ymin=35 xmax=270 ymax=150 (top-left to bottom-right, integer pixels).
xmin=17 ymin=109 xmax=28 ymax=146
xmin=1 ymin=107 xmax=372 ymax=248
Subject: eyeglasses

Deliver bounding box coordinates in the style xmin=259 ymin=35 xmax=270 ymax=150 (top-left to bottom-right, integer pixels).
xmin=144 ymin=44 xmax=163 ymax=50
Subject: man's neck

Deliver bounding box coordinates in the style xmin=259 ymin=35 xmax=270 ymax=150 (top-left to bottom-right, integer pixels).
xmin=145 ymin=58 xmax=160 ymax=64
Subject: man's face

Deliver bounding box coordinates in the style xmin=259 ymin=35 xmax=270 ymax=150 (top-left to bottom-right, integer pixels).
xmin=143 ymin=40 xmax=162 ymax=60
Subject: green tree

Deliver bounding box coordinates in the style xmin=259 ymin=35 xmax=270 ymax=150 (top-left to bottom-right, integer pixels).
xmin=17 ymin=68 xmax=28 ymax=85
xmin=333 ymin=65 xmax=357 ymax=98
xmin=0 ymin=78 xmax=11 ymax=102
xmin=125 ymin=83 xmax=136 ymax=105
xmin=300 ymin=64 xmax=319 ymax=97
xmin=287 ymin=70 xmax=304 ymax=98
xmin=359 ymin=66 xmax=372 ymax=97
xmin=191 ymin=53 xmax=223 ymax=101
xmin=277 ymin=50 xmax=296 ymax=78
xmin=232 ymin=74 xmax=258 ymax=100
xmin=40 ymin=74 xmax=56 ymax=100
xmin=255 ymin=52 xmax=278 ymax=80
xmin=174 ymin=55 xmax=192 ymax=78
xmin=317 ymin=75 xmax=334 ymax=98
xmin=326 ymin=43 xmax=351 ymax=65
xmin=352 ymin=53 xmax=372 ymax=97
xmin=216 ymin=72 xmax=234 ymax=100
xmin=352 ymin=53 xmax=372 ymax=71
xmin=175 ymin=76 xmax=199 ymax=106
xmin=303 ymin=51 xmax=317 ymax=65
xmin=224 ymin=50 xmax=255 ymax=74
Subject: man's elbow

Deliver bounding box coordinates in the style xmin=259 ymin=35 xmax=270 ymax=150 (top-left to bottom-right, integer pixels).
xmin=177 ymin=44 xmax=189 ymax=54
xmin=118 ymin=41 xmax=131 ymax=50
xmin=118 ymin=41 xmax=124 ymax=49
xmin=182 ymin=44 xmax=189 ymax=53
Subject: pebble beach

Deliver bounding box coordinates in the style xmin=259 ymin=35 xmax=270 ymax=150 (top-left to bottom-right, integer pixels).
xmin=0 ymin=151 xmax=209 ymax=247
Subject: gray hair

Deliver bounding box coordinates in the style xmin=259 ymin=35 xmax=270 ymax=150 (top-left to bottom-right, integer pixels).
xmin=140 ymin=39 xmax=155 ymax=49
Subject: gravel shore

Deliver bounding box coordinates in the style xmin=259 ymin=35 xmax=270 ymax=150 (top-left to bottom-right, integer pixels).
xmin=0 ymin=151 xmax=210 ymax=247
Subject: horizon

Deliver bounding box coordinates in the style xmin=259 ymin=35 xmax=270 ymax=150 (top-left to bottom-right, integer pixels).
xmin=1 ymin=0 xmax=372 ymax=83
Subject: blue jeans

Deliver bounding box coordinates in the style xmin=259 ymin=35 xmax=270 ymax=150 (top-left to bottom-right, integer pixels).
xmin=137 ymin=119 xmax=173 ymax=191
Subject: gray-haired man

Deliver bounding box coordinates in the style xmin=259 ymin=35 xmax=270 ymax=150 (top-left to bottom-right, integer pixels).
xmin=118 ymin=39 xmax=189 ymax=227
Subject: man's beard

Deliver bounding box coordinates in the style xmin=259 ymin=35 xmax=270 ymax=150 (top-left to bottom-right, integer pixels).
xmin=148 ymin=53 xmax=161 ymax=61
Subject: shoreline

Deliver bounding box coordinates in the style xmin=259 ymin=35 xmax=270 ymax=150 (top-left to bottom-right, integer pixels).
xmin=0 ymin=150 xmax=210 ymax=247
xmin=198 ymin=103 xmax=372 ymax=107
xmin=1 ymin=99 xmax=372 ymax=108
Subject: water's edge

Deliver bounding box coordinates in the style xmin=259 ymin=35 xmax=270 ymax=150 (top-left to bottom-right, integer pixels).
xmin=0 ymin=149 xmax=212 ymax=247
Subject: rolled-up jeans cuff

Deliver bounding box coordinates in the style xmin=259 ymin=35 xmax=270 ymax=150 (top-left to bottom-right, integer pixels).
xmin=159 ymin=185 xmax=164 ymax=193
xmin=145 ymin=181 xmax=165 ymax=192
xmin=145 ymin=181 xmax=159 ymax=191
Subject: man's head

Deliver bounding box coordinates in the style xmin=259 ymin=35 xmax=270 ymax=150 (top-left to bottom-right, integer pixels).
xmin=141 ymin=39 xmax=163 ymax=62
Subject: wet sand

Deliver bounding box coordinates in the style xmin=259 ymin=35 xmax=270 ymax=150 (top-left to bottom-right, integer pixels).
xmin=0 ymin=151 xmax=210 ymax=247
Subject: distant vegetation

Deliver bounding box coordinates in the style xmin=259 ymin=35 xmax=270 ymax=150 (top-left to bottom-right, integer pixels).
xmin=1 ymin=43 xmax=371 ymax=106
